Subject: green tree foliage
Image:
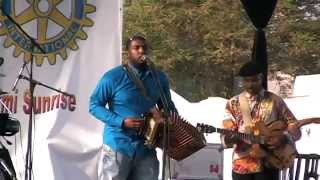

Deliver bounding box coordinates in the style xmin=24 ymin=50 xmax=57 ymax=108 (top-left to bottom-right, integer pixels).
xmin=124 ymin=0 xmax=320 ymax=101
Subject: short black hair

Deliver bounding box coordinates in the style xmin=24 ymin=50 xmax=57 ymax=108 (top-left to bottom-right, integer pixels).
xmin=125 ymin=35 xmax=148 ymax=51
xmin=238 ymin=61 xmax=263 ymax=77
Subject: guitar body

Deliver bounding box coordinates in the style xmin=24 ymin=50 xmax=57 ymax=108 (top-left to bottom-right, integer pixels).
xmin=249 ymin=144 xmax=267 ymax=159
xmin=264 ymin=143 xmax=296 ymax=169
xmin=250 ymin=120 xmax=296 ymax=169
xmin=266 ymin=117 xmax=320 ymax=169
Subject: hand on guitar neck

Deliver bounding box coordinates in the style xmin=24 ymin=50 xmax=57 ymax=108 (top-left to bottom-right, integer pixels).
xmin=221 ymin=119 xmax=243 ymax=145
xmin=224 ymin=133 xmax=242 ymax=145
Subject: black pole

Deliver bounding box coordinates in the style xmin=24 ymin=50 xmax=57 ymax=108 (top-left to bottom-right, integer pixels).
xmin=145 ymin=59 xmax=172 ymax=180
xmin=252 ymin=29 xmax=268 ymax=89
xmin=25 ymin=58 xmax=34 ymax=180
xmin=240 ymin=0 xmax=277 ymax=90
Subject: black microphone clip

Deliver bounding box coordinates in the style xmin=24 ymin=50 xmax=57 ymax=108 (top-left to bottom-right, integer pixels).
xmin=0 ymin=57 xmax=4 ymax=66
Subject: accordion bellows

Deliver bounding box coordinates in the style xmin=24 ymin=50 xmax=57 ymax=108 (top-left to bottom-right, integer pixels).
xmin=139 ymin=110 xmax=206 ymax=161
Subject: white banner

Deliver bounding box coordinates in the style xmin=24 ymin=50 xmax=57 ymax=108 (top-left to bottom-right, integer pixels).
xmin=0 ymin=0 xmax=122 ymax=179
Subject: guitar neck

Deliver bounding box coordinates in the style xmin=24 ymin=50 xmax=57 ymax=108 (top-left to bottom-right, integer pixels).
xmin=216 ymin=128 xmax=262 ymax=144
xmin=296 ymin=118 xmax=320 ymax=128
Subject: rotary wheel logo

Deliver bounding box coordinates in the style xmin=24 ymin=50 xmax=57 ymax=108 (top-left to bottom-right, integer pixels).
xmin=0 ymin=0 xmax=96 ymax=65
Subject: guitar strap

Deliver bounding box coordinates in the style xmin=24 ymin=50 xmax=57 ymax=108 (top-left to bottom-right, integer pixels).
xmin=239 ymin=92 xmax=254 ymax=133
xmin=239 ymin=91 xmax=275 ymax=131
xmin=123 ymin=64 xmax=151 ymax=101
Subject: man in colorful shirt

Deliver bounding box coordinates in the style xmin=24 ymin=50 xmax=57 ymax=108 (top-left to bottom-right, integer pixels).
xmin=89 ymin=35 xmax=176 ymax=180
xmin=221 ymin=61 xmax=301 ymax=180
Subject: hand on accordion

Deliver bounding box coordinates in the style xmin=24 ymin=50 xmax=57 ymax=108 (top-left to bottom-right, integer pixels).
xmin=136 ymin=107 xmax=206 ymax=160
xmin=124 ymin=117 xmax=145 ymax=130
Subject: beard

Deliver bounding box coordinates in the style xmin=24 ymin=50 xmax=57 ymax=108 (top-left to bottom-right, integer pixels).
xmin=245 ymin=86 xmax=262 ymax=95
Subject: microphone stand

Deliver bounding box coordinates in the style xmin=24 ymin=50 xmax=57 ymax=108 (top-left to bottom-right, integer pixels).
xmin=146 ymin=59 xmax=172 ymax=180
xmin=1 ymin=7 xmax=72 ymax=180
xmin=18 ymin=75 xmax=73 ymax=97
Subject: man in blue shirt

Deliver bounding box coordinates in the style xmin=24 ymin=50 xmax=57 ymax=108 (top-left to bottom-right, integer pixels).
xmin=89 ymin=35 xmax=176 ymax=180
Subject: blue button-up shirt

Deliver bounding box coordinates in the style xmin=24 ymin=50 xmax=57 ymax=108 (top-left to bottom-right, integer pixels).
xmin=89 ymin=64 xmax=176 ymax=158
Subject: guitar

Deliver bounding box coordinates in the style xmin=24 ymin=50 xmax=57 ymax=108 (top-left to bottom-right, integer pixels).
xmin=196 ymin=123 xmax=266 ymax=144
xmin=288 ymin=117 xmax=320 ymax=134
xmin=196 ymin=118 xmax=320 ymax=169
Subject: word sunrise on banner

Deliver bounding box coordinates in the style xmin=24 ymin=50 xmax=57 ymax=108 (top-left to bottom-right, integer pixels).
xmin=0 ymin=92 xmax=76 ymax=114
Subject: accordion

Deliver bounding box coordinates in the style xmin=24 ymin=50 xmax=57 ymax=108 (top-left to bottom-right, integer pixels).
xmin=139 ymin=109 xmax=206 ymax=161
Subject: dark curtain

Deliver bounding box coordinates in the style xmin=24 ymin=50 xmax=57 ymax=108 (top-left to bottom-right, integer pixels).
xmin=240 ymin=0 xmax=277 ymax=89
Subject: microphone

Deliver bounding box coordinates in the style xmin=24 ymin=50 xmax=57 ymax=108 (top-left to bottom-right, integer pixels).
xmin=0 ymin=57 xmax=5 ymax=78
xmin=141 ymin=55 xmax=151 ymax=65
xmin=0 ymin=57 xmax=4 ymax=66
xmin=0 ymin=90 xmax=8 ymax=96
xmin=12 ymin=61 xmax=28 ymax=92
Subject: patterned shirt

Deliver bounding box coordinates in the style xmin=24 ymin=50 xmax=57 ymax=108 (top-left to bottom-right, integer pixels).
xmin=222 ymin=89 xmax=297 ymax=174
